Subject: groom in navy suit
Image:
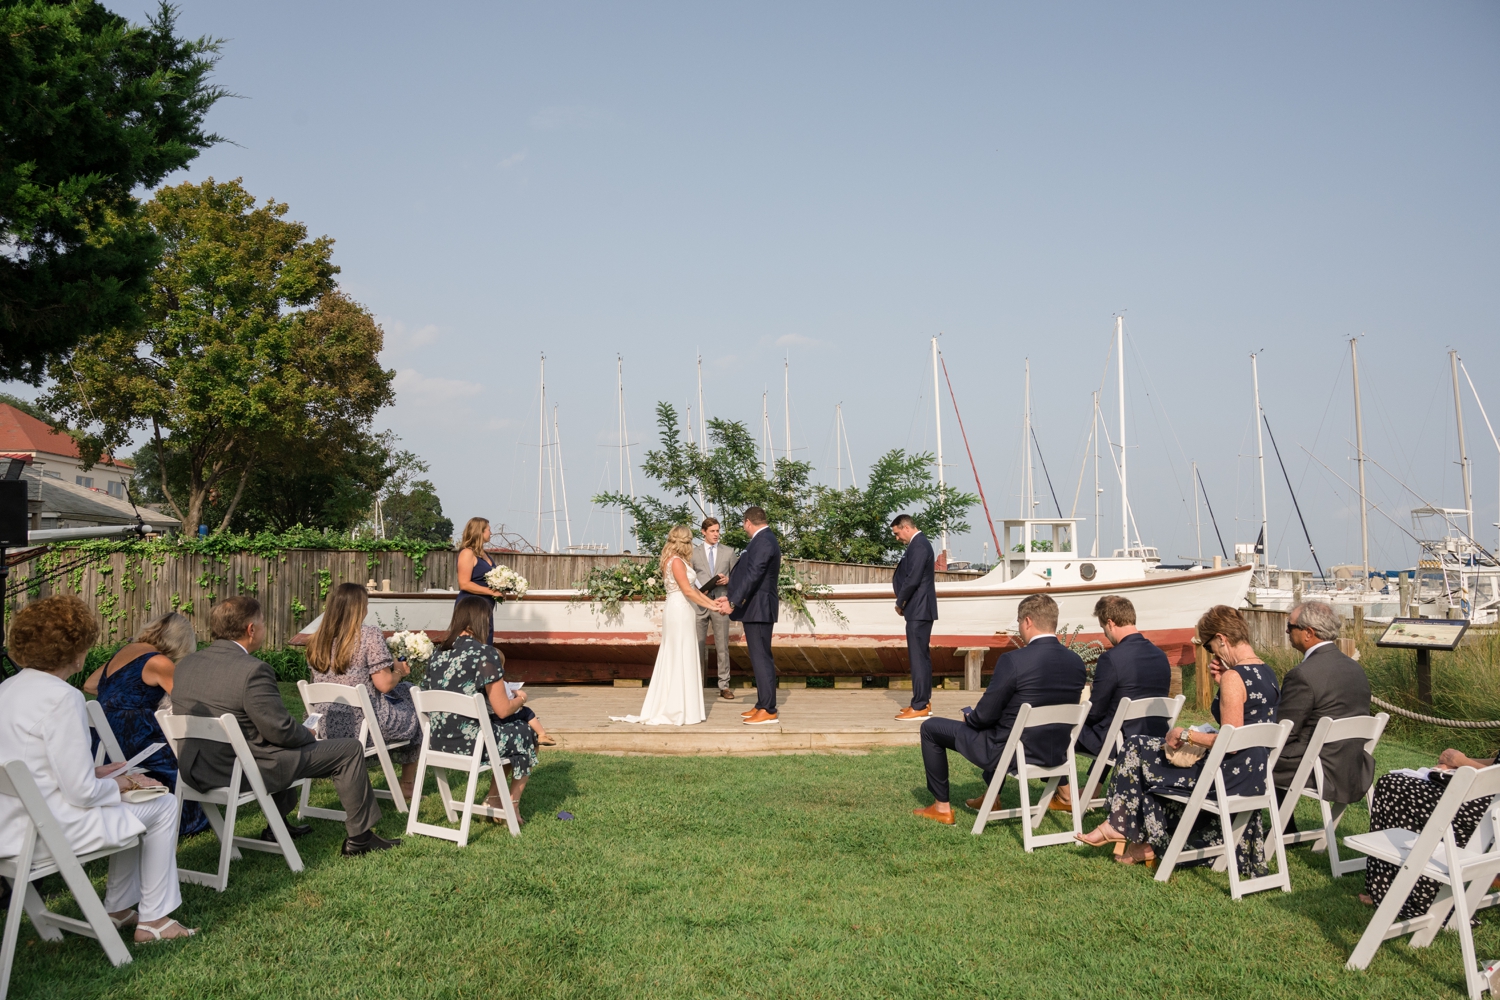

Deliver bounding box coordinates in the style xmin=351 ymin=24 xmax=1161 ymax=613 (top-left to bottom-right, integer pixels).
xmin=890 ymin=514 xmax=938 ymax=721
xmin=723 ymin=506 xmax=782 ymax=725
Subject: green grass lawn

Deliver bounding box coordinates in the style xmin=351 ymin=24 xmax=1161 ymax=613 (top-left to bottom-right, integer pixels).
xmin=12 ymin=716 xmax=1495 ymax=998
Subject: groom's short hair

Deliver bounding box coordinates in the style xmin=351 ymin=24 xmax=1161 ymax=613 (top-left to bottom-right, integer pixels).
xmin=701 ymin=516 xmax=720 ymax=531
xmin=742 ymin=506 xmax=768 ymax=526
xmin=890 ymin=514 xmax=916 ymax=529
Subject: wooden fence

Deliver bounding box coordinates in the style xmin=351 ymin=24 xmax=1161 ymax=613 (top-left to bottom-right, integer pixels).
xmin=5 ymin=548 xmax=973 ymax=651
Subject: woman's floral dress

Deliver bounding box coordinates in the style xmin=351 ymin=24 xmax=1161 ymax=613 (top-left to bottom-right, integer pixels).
xmin=311 ymin=625 xmax=420 ymax=764
xmin=1105 ymin=661 xmax=1281 ymax=875
xmin=424 ymin=635 xmax=537 ymax=778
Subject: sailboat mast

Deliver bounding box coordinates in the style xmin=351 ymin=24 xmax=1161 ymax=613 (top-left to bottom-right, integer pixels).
xmin=697 ymin=354 xmax=706 ymax=454
xmin=932 ymin=337 xmax=947 ymax=557
xmin=761 ymin=391 xmax=771 ymax=476
xmin=1023 ymin=359 xmax=1034 ymax=516
xmin=1252 ymin=353 xmax=1268 ymax=568
xmin=1451 ymin=350 xmax=1475 ymax=540
xmin=537 ymin=354 xmax=547 ymax=551
xmin=617 ymin=356 xmax=625 ymax=552
xmin=554 ymin=404 xmax=573 ymax=551
xmin=1351 ymin=338 xmax=1370 ymax=585
xmin=1117 ymin=317 xmax=1128 ymax=554
xmin=1459 ymin=360 xmax=1500 ymax=552
xmin=836 ymin=404 xmax=843 ymax=489
xmin=1092 ymin=391 xmax=1101 ymax=558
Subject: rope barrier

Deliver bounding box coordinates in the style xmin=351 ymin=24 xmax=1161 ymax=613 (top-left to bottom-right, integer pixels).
xmin=1371 ymin=696 xmax=1500 ymax=729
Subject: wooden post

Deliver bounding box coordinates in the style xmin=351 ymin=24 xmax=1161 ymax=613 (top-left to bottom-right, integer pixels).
xmin=1352 ymin=604 xmax=1365 ymax=654
xmin=1169 ymin=662 xmax=1183 ymax=699
xmin=1398 ymin=572 xmax=1412 ymax=617
xmin=1416 ymin=648 xmax=1432 ymax=706
xmin=1194 ymin=642 xmax=1212 ymax=712
xmin=955 ymin=648 xmax=986 ymax=691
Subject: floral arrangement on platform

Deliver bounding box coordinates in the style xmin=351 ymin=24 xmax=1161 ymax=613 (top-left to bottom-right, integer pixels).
xmin=575 ymin=561 xmax=666 ymax=622
xmin=484 ymin=564 xmax=529 ymax=598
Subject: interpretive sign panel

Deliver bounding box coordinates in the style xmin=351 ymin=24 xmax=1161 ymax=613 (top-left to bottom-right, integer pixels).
xmin=1376 ymin=617 xmax=1468 ymax=651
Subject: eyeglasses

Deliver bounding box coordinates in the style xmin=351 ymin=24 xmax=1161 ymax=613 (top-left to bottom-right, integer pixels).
xmin=1285 ymin=622 xmax=1310 ymax=635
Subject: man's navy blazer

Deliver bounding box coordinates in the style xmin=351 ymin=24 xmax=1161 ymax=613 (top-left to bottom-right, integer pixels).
xmin=957 ymin=635 xmax=1086 ymax=771
xmin=728 ymin=526 xmax=781 ymax=624
xmin=892 ymin=531 xmax=938 ymax=621
xmin=1078 ymin=632 xmax=1172 ymax=757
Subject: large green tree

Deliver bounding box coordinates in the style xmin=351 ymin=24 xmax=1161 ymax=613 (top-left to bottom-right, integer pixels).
xmin=596 ymin=402 xmax=978 ymax=562
xmin=0 ymin=1 xmax=225 ymax=382
xmin=44 ymin=178 xmax=395 ymax=535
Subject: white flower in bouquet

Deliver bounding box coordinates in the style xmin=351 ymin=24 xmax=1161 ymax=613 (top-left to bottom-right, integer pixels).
xmin=484 ymin=564 xmax=529 ymax=598
xmin=387 ymin=630 xmax=435 ymax=664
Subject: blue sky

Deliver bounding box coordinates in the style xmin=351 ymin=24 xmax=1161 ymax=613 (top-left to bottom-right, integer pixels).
xmin=15 ymin=2 xmax=1500 ymax=567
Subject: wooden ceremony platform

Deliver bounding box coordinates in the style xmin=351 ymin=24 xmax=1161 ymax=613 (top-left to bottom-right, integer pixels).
xmin=529 ymin=685 xmax=975 ymax=755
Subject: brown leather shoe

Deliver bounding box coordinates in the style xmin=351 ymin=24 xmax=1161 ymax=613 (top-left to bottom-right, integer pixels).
xmin=741 ymin=707 xmax=758 ymax=717
xmin=719 ymin=688 xmax=736 ymax=700
xmin=894 ymin=706 xmax=931 ymax=721
xmin=1048 ymin=788 xmax=1073 ymax=812
xmin=964 ymin=795 xmax=991 ymax=810
xmin=742 ymin=709 xmax=780 ymax=725
xmin=913 ymin=803 xmax=956 ymax=825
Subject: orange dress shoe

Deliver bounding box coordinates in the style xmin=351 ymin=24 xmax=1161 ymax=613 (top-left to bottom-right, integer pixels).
xmin=894 ymin=706 xmax=931 ymax=721
xmin=913 ymin=803 xmax=956 ymax=825
xmin=964 ymin=795 xmax=991 ymax=810
xmin=741 ymin=707 xmax=758 ymax=718
xmin=1048 ymin=789 xmax=1074 ymax=812
xmin=742 ymin=709 xmax=780 ymax=725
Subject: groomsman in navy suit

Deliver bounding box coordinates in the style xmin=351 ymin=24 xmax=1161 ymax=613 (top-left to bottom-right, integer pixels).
xmin=1051 ymin=594 xmax=1171 ymax=811
xmin=723 ymin=506 xmax=782 ymax=725
xmin=890 ymin=514 xmax=938 ymax=721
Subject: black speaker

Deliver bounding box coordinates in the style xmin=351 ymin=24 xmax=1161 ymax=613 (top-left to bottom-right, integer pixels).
xmin=0 ymin=480 xmax=28 ymax=547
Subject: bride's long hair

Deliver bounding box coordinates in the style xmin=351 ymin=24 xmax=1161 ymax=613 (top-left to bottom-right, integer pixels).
xmin=658 ymin=525 xmax=694 ymax=575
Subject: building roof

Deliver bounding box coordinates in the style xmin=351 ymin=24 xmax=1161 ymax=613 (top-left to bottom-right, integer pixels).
xmin=25 ymin=472 xmax=181 ymax=530
xmin=0 ymin=403 xmax=130 ymax=468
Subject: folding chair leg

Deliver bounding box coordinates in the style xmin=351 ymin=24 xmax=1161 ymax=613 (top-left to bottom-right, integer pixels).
xmin=435 ymin=770 xmax=459 ymax=824
xmin=54 ymin=854 xmax=131 ymax=967
xmin=254 ymin=803 xmax=305 ymax=874
xmin=1221 ymin=801 xmax=1245 ymax=900
xmin=215 ymin=796 xmax=240 ymax=890
xmin=376 ymin=752 xmax=408 ymax=815
xmin=455 ymin=764 xmax=481 ymax=849
xmin=485 ymin=762 xmax=522 ymax=837
xmin=405 ymin=756 xmax=430 ymax=839
xmin=1154 ymin=802 xmax=1201 ymax=883
xmin=1016 ymin=770 xmax=1035 ymax=853
xmin=1348 ymin=858 xmax=1433 ymax=970
xmin=1 ymin=875 xmax=28 ymax=998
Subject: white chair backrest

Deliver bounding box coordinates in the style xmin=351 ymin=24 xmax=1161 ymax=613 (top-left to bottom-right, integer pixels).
xmin=1221 ymin=721 xmax=1291 ymax=755
xmin=299 ymin=680 xmax=366 ymax=711
xmin=412 ymin=688 xmax=488 ymax=721
xmin=85 ymin=701 xmax=125 ymax=766
xmin=1018 ymin=702 xmax=1089 ymax=730
xmin=1322 ymin=713 xmax=1388 ymax=749
xmin=156 ymin=712 xmax=271 ymax=797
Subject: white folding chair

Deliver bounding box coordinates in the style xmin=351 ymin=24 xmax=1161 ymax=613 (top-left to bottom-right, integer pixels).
xmin=0 ymin=760 xmax=134 ymax=1000
xmin=1076 ymin=695 xmax=1187 ymax=811
xmin=405 ymin=689 xmax=520 ymax=846
xmin=1152 ymin=720 xmax=1294 ymax=898
xmin=970 ymin=701 xmax=1091 ymax=851
xmin=1277 ymin=712 xmax=1390 ymax=878
xmin=85 ymin=701 xmax=126 ymax=768
xmin=1344 ymin=763 xmax=1500 ymax=1000
xmin=295 ymin=680 xmax=411 ymax=818
xmin=155 ymin=710 xmax=306 ymax=891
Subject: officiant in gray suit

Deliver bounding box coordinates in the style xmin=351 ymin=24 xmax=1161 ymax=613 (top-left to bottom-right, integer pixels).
xmin=693 ymin=517 xmax=740 ymax=701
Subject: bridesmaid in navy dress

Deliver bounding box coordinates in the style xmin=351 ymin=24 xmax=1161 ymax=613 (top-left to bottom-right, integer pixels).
xmin=454 ymin=517 xmax=554 ymax=746
xmin=1080 ymin=605 xmax=1280 ymax=874
xmin=84 ymin=612 xmax=209 ymax=837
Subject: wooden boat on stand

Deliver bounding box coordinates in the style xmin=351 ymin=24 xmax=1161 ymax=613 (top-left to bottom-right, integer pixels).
xmin=293 ymin=518 xmax=1252 ymax=687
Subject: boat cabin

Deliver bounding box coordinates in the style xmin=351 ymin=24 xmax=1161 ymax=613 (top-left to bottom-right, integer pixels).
xmin=988 ymin=518 xmax=1153 ymax=588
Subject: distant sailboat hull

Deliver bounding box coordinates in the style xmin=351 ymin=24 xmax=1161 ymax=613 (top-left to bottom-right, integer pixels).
xmin=294 ymin=564 xmax=1253 ymax=684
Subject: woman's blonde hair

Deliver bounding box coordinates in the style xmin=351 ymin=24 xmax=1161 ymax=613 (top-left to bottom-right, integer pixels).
xmin=137 ymin=612 xmax=196 ymax=661
xmin=459 ymin=517 xmax=490 ymax=560
xmin=307 ymin=583 xmax=370 ymax=675
xmin=659 ymin=525 xmax=694 ymax=574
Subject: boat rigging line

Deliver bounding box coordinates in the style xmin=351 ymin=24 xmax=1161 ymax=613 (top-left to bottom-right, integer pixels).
xmin=1197 ymin=466 xmax=1229 ymax=560
xmin=1261 ymin=413 xmax=1324 ymax=581
xmin=938 ymin=351 xmax=1002 ymax=560
xmin=1030 ymin=427 xmax=1063 ymax=519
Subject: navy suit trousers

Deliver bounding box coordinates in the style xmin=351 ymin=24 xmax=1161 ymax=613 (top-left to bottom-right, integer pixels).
xmin=743 ymin=621 xmax=777 ymax=712
xmin=920 ymin=716 xmax=998 ymax=803
xmin=906 ymin=618 xmax=934 ymax=709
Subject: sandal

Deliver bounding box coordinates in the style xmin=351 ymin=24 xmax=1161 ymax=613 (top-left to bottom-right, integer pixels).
xmin=536 ymin=735 xmax=558 ymax=747
xmin=109 ymin=909 xmax=138 ymax=930
xmin=1115 ymin=843 xmax=1157 ymax=866
xmin=1075 ymin=823 xmax=1125 ymax=848
xmin=134 ymin=918 xmax=198 ymax=943
xmin=484 ymin=794 xmax=525 ymax=825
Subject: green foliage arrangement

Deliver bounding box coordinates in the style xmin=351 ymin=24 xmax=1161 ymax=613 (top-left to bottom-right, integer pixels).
xmin=574 ymin=556 xmax=846 ymax=628
xmin=594 ymin=402 xmax=978 ymax=564
xmin=0 ymin=1 xmax=226 ymax=383
xmin=255 ymin=647 xmax=309 ymax=683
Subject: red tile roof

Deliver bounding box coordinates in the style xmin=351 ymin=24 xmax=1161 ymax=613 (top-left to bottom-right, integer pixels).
xmin=0 ymin=404 xmax=130 ymax=468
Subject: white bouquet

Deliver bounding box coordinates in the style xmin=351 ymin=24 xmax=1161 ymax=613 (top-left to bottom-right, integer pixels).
xmin=386 ymin=630 xmax=436 ymax=664
xmin=484 ymin=564 xmax=529 ymax=598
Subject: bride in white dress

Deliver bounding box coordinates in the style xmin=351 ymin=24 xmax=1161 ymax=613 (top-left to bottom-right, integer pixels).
xmin=611 ymin=525 xmax=720 ymax=726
